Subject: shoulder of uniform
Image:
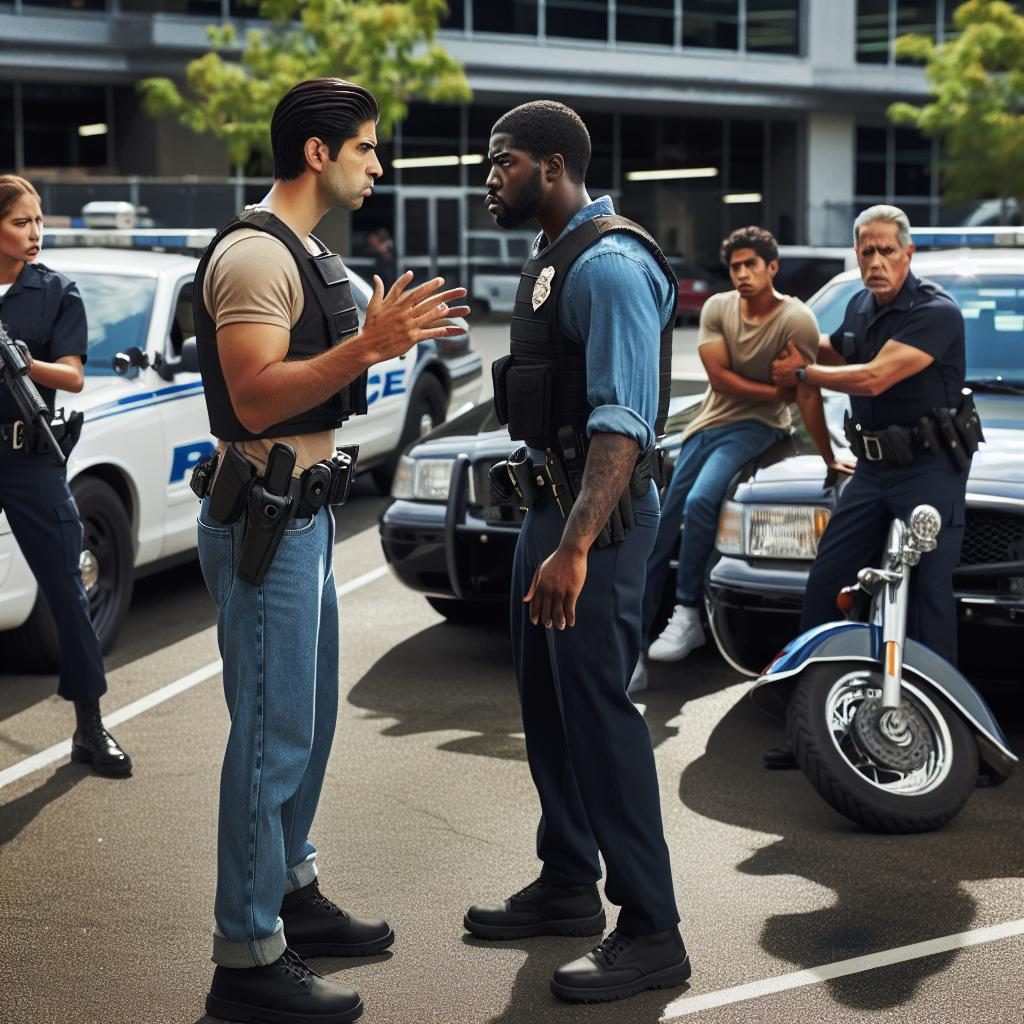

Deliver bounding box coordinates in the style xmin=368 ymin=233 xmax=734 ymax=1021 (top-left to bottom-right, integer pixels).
xmin=213 ymin=228 xmax=292 ymax=266
xmin=27 ymin=262 xmax=71 ymax=288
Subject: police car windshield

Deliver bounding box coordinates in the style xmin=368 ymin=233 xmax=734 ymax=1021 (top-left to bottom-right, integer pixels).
xmin=810 ymin=273 xmax=1024 ymax=386
xmin=74 ymin=274 xmax=157 ymax=377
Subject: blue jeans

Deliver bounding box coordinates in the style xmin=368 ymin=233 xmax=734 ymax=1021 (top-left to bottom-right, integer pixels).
xmin=643 ymin=421 xmax=784 ymax=639
xmin=197 ymin=499 xmax=339 ymax=968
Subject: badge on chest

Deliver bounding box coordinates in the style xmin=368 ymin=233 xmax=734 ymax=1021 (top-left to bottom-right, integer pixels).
xmin=532 ymin=266 xmax=555 ymax=312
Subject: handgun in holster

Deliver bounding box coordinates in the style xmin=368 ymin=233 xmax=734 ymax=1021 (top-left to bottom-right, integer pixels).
xmin=953 ymin=388 xmax=985 ymax=455
xmin=933 ymin=407 xmax=970 ymax=472
xmin=237 ymin=442 xmax=297 ymax=586
xmin=326 ymin=444 xmax=359 ymax=506
xmin=207 ymin=444 xmax=255 ymax=524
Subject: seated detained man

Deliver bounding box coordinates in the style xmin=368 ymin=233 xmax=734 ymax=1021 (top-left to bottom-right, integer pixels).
xmin=635 ymin=227 xmax=853 ymax=685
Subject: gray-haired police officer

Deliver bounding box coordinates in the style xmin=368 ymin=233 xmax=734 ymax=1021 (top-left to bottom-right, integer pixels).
xmin=772 ymin=204 xmax=974 ymax=666
xmin=0 ymin=174 xmax=131 ymax=776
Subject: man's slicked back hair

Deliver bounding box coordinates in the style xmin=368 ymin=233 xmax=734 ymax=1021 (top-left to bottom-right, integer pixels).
xmin=271 ymin=78 xmax=379 ymax=181
xmin=491 ymin=101 xmax=591 ymax=184
xmin=721 ymin=225 xmax=779 ymax=267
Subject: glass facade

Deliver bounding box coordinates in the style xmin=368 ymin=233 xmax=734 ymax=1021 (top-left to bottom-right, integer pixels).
xmin=855 ymin=122 xmax=942 ymax=226
xmin=856 ymin=0 xmax=1022 ymax=64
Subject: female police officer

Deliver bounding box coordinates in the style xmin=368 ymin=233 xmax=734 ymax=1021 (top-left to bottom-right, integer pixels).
xmin=0 ymin=174 xmax=130 ymax=776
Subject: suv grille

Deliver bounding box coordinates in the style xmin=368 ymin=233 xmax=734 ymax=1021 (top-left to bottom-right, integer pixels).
xmin=959 ymin=510 xmax=1024 ymax=566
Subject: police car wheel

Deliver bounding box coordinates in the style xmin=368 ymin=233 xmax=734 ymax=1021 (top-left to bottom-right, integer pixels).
xmin=73 ymin=476 xmax=134 ymax=654
xmin=0 ymin=477 xmax=133 ymax=671
xmin=786 ymin=664 xmax=978 ymax=834
xmin=371 ymin=374 xmax=448 ymax=494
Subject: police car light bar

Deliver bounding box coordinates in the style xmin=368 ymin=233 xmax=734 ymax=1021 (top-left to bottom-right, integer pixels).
xmin=43 ymin=227 xmax=216 ymax=255
xmin=910 ymin=226 xmax=1024 ymax=248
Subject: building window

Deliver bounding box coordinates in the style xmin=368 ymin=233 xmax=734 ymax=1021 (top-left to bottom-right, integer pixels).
xmin=854 ymin=122 xmax=940 ymax=224
xmin=746 ymin=0 xmax=801 ymax=55
xmin=856 ymin=0 xmax=890 ymax=63
xmin=441 ymin=0 xmax=465 ymax=30
xmin=615 ymin=0 xmax=674 ymax=45
xmin=895 ymin=0 xmax=938 ymax=63
xmin=22 ymin=1 xmax=108 ymax=10
xmin=547 ymin=0 xmax=608 ymax=42
xmin=855 ymin=126 xmax=888 ymax=196
xmin=121 ymin=1 xmax=226 ymax=13
xmin=397 ymin=103 xmax=461 ymax=186
xmin=21 ymin=84 xmax=109 ymax=171
xmin=473 ymin=0 xmax=538 ymax=35
xmin=682 ymin=0 xmax=739 ymax=50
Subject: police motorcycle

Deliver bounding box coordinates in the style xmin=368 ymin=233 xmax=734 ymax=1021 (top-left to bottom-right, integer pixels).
xmin=753 ymin=503 xmax=1018 ymax=834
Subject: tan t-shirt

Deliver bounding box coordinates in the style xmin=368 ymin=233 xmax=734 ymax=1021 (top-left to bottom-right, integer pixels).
xmin=203 ymin=226 xmax=335 ymax=476
xmin=682 ymin=291 xmax=820 ymax=441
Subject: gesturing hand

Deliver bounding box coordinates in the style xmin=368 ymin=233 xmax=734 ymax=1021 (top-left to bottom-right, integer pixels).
xmin=523 ymin=547 xmax=588 ymax=631
xmin=361 ymin=271 xmax=470 ymax=363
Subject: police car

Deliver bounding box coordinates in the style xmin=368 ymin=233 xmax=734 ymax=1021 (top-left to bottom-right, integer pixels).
xmin=0 ymin=227 xmax=480 ymax=668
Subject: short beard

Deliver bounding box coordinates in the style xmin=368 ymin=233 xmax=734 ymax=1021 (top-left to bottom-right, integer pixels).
xmin=495 ymin=166 xmax=543 ymax=229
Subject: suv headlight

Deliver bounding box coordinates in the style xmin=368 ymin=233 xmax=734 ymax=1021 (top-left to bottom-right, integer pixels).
xmin=390 ymin=455 xmax=455 ymax=501
xmin=716 ymin=501 xmax=831 ymax=560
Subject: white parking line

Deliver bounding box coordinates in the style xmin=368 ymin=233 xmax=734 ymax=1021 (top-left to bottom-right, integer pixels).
xmin=660 ymin=917 xmax=1024 ymax=1020
xmin=0 ymin=564 xmax=389 ymax=792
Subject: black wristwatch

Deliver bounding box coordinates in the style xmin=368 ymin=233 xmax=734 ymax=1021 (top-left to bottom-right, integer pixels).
xmin=795 ymin=365 xmax=810 ymax=383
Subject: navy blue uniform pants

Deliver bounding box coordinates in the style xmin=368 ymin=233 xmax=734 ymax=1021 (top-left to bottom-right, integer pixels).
xmin=0 ymin=447 xmax=107 ymax=701
xmin=511 ymin=487 xmax=680 ymax=936
xmin=800 ymin=455 xmax=968 ymax=664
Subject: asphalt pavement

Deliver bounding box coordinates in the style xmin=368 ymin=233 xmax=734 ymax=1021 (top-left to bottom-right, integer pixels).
xmin=1 ymin=326 xmax=1022 ymax=1024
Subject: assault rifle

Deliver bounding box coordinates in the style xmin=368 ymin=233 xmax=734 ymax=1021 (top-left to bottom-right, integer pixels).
xmin=0 ymin=321 xmax=66 ymax=465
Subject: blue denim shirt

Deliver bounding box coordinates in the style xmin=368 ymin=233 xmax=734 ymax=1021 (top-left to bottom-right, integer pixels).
xmin=544 ymin=196 xmax=674 ymax=454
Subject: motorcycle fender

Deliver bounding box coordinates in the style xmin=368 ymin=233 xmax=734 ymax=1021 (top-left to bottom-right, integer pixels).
xmin=754 ymin=621 xmax=1018 ymax=776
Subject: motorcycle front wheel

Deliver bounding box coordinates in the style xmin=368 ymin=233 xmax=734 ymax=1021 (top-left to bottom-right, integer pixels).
xmin=787 ymin=663 xmax=978 ymax=833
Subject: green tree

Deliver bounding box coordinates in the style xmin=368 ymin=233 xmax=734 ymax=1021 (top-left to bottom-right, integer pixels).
xmin=888 ymin=0 xmax=1024 ymax=223
xmin=139 ymin=0 xmax=471 ymax=171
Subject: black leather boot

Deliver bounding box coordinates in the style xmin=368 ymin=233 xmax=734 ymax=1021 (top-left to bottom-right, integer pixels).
xmin=464 ymin=878 xmax=606 ymax=940
xmin=551 ymin=927 xmax=691 ymax=1003
xmin=71 ymin=700 xmax=132 ymax=777
xmin=206 ymin=947 xmax=363 ymax=1024
xmin=280 ymin=879 xmax=394 ymax=957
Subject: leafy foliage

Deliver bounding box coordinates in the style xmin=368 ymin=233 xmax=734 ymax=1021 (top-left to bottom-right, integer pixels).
xmin=139 ymin=0 xmax=471 ymax=168
xmin=888 ymin=0 xmax=1024 ymax=215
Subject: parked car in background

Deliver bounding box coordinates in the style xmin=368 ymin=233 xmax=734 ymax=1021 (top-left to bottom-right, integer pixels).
xmin=466 ymin=230 xmax=537 ymax=314
xmin=0 ymin=229 xmax=480 ymax=668
xmin=775 ymin=246 xmax=857 ymax=300
xmin=670 ymin=257 xmax=727 ymax=325
xmin=378 ymin=394 xmax=705 ymax=624
xmin=706 ymin=247 xmax=1024 ymax=682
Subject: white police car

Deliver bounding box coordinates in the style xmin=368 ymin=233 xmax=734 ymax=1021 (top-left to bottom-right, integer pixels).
xmin=0 ymin=230 xmax=480 ymax=668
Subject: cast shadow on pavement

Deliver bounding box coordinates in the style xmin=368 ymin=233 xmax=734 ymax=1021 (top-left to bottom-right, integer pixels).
xmin=678 ymin=695 xmax=1024 ymax=1012
xmin=460 ymin=933 xmax=689 ymax=1024
xmin=346 ymin=619 xmax=720 ymax=762
xmin=0 ymin=761 xmax=90 ymax=848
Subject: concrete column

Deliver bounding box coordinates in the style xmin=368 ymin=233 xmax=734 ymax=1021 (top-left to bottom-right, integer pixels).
xmin=806 ymin=0 xmax=856 ymax=70
xmin=805 ymin=111 xmax=856 ymax=246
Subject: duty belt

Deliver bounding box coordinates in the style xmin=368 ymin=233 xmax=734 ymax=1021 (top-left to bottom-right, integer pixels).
xmin=0 ymin=420 xmax=27 ymax=451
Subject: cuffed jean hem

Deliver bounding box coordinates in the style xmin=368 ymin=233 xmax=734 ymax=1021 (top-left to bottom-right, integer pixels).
xmin=285 ymin=852 xmax=318 ymax=895
xmin=212 ymin=920 xmax=287 ymax=968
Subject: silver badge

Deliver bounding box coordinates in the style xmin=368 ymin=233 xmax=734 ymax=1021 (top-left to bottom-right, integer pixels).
xmin=532 ymin=265 xmax=555 ymax=312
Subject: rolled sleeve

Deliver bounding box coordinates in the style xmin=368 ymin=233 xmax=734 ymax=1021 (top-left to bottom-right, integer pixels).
xmin=562 ymin=248 xmax=668 ymax=453
xmin=50 ymin=281 xmax=89 ymax=364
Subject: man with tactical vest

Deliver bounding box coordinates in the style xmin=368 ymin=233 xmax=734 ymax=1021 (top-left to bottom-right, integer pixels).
xmin=463 ymin=101 xmax=691 ymax=1004
xmin=191 ymin=78 xmax=467 ymax=1024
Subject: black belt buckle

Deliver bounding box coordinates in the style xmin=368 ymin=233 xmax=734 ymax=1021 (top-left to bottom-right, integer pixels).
xmin=862 ymin=434 xmax=884 ymax=461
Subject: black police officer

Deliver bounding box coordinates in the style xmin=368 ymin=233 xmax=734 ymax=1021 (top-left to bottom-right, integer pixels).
xmin=772 ymin=204 xmax=969 ymax=664
xmin=0 ymin=175 xmax=130 ymax=776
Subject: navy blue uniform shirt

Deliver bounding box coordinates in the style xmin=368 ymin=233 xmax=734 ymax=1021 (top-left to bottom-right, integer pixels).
xmin=0 ymin=261 xmax=88 ymax=420
xmin=830 ymin=270 xmax=964 ymax=429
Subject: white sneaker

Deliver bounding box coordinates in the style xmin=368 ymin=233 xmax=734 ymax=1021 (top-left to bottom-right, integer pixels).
xmin=627 ymin=656 xmax=648 ymax=695
xmin=647 ymin=604 xmax=705 ymax=662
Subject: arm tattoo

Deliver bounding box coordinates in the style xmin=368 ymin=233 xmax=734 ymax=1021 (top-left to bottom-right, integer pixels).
xmin=562 ymin=433 xmax=639 ymax=551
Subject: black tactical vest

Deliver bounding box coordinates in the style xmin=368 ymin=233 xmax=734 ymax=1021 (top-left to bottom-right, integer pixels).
xmin=493 ymin=215 xmax=677 ymax=451
xmin=194 ymin=208 xmax=366 ymax=441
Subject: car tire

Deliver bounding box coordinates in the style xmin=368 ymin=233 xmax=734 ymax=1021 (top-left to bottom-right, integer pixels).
xmin=426 ymin=596 xmax=508 ymax=626
xmin=786 ymin=663 xmax=978 ymax=833
xmin=371 ymin=373 xmax=448 ymax=494
xmin=0 ymin=476 xmax=134 ymax=672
